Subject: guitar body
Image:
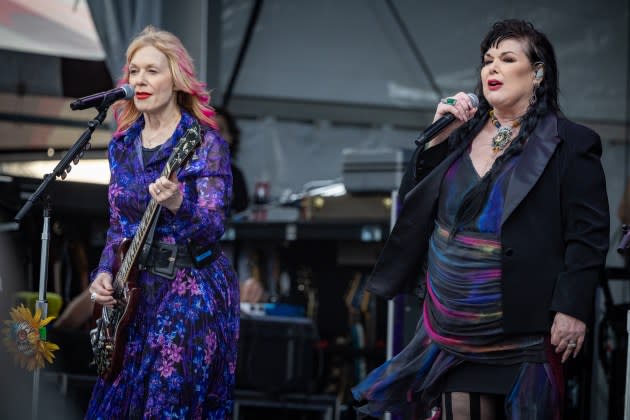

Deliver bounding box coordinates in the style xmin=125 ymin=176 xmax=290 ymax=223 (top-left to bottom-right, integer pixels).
xmin=90 ymin=239 xmax=142 ymax=380
xmin=107 ymin=283 xmax=141 ymax=381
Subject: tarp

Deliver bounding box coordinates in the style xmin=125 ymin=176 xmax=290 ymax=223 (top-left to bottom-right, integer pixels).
xmin=0 ymin=0 xmax=104 ymax=60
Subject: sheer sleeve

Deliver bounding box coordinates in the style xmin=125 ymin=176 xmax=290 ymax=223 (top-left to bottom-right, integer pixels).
xmin=166 ymin=129 xmax=232 ymax=247
xmin=93 ymin=142 xmax=124 ymax=280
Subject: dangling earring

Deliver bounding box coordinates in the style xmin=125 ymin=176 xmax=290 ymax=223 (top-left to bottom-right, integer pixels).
xmin=531 ymin=63 xmax=544 ymax=106
xmin=529 ymin=92 xmax=537 ymax=106
xmin=529 ymin=86 xmax=538 ymax=106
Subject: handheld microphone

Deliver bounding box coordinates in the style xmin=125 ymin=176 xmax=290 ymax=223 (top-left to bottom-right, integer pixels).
xmin=415 ymin=93 xmax=479 ymax=147
xmin=70 ymin=84 xmax=135 ymax=111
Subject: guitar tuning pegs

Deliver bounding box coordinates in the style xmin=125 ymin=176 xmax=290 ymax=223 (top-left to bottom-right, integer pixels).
xmin=61 ymin=165 xmax=72 ymax=179
xmin=73 ymin=152 xmax=84 ymax=165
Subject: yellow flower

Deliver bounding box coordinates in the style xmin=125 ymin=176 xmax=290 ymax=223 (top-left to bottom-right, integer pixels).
xmin=2 ymin=305 xmax=59 ymax=371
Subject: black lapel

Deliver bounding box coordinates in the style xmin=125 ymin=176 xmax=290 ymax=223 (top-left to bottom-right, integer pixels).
xmin=403 ymin=139 xmax=470 ymax=206
xmin=501 ymin=114 xmax=562 ymax=226
xmin=403 ymin=118 xmax=486 ymax=205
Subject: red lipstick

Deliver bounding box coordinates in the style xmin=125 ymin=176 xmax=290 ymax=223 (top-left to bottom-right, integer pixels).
xmin=487 ymin=79 xmax=502 ymax=91
xmin=136 ymin=92 xmax=152 ymax=100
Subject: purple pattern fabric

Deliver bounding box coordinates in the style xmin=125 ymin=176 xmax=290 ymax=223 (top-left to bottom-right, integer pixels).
xmin=86 ymin=111 xmax=240 ymax=419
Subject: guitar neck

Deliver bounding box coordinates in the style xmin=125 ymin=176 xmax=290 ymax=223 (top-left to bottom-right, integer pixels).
xmin=114 ymin=161 xmax=175 ymax=289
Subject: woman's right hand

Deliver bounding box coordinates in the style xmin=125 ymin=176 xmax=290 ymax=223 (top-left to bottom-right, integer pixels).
xmin=426 ymin=91 xmax=478 ymax=148
xmin=89 ymin=272 xmax=117 ymax=307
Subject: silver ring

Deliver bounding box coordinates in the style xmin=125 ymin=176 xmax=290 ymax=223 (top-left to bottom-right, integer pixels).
xmin=156 ymin=188 xmax=161 ymax=194
xmin=567 ymin=342 xmax=577 ymax=348
xmin=90 ymin=292 xmax=97 ymax=302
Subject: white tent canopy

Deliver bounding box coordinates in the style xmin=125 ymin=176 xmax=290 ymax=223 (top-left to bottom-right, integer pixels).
xmin=0 ymin=0 xmax=104 ymax=60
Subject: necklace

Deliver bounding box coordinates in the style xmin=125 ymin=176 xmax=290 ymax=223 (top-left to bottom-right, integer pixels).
xmin=142 ymin=131 xmax=162 ymax=149
xmin=142 ymin=115 xmax=180 ymax=148
xmin=489 ymin=110 xmax=521 ymax=153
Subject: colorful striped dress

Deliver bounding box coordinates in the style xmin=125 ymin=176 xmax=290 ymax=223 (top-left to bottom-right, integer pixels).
xmin=352 ymin=149 xmax=563 ymax=419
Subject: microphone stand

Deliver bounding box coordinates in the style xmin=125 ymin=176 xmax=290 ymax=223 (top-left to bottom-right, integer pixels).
xmin=13 ymin=104 xmax=111 ymax=420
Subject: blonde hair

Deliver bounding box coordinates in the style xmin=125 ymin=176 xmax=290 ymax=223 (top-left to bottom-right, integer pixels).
xmin=113 ymin=25 xmax=216 ymax=136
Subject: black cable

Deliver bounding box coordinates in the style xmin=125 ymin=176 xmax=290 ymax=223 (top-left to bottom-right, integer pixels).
xmin=222 ymin=0 xmax=264 ymax=108
xmin=384 ymin=0 xmax=444 ymax=100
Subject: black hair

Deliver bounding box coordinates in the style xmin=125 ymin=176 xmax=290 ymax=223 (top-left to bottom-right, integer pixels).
xmin=214 ymin=106 xmax=241 ymax=159
xmin=450 ymin=19 xmax=562 ymax=237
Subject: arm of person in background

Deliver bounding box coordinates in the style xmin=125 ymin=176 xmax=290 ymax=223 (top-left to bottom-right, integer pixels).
xmin=240 ymin=278 xmax=265 ymax=303
xmin=230 ymin=164 xmax=250 ymax=214
xmin=239 ymin=248 xmax=267 ymax=303
xmin=55 ymin=288 xmax=94 ymax=329
xmin=550 ymin=125 xmax=610 ymax=363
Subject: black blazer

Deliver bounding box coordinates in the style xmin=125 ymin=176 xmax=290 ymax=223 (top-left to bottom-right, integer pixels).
xmin=366 ymin=113 xmax=610 ymax=334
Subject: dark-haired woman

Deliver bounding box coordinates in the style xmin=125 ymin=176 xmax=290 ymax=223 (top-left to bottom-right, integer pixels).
xmin=352 ymin=19 xmax=609 ymax=420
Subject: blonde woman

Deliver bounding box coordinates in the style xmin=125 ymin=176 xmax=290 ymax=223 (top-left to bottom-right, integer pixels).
xmin=87 ymin=26 xmax=238 ymax=418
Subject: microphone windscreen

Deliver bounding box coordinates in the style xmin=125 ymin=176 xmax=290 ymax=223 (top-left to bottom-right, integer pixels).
xmin=120 ymin=84 xmax=135 ymax=100
xmin=467 ymin=93 xmax=479 ymax=108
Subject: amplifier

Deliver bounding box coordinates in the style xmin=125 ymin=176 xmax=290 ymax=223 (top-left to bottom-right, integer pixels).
xmin=237 ymin=314 xmax=318 ymax=393
xmin=342 ymin=148 xmax=412 ymax=193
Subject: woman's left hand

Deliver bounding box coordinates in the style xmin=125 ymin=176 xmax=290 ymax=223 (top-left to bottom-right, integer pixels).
xmin=149 ymin=174 xmax=183 ymax=214
xmin=550 ymin=312 xmax=586 ymax=363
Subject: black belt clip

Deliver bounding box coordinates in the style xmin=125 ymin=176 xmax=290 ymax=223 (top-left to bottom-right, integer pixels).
xmin=150 ymin=242 xmax=178 ymax=279
xmin=188 ymin=241 xmax=220 ymax=269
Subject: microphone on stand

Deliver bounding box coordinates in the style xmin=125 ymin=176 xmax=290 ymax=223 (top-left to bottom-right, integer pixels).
xmin=70 ymin=84 xmax=135 ymax=110
xmin=415 ymin=93 xmax=479 ymax=148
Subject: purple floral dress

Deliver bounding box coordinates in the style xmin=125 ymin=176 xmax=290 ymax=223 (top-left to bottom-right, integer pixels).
xmin=86 ymin=111 xmax=240 ymax=419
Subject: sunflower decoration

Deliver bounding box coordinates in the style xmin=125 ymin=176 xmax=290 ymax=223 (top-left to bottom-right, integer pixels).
xmin=2 ymin=305 xmax=59 ymax=371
